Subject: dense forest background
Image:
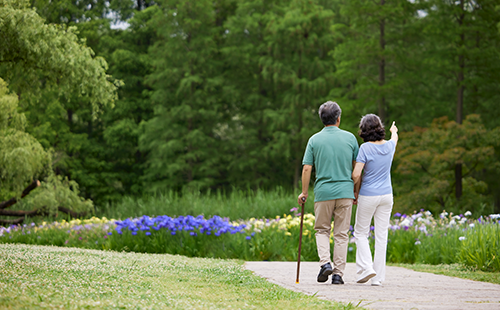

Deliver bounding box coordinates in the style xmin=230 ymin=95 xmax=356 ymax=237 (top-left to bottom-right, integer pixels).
xmin=1 ymin=0 xmax=500 ymax=219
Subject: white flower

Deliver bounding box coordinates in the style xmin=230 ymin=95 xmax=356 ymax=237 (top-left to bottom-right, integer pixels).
xmin=453 ymin=215 xmax=461 ymax=220
xmin=424 ymin=211 xmax=432 ymax=217
xmin=490 ymin=214 xmax=500 ymax=220
xmin=449 ymin=219 xmax=456 ymax=226
xmin=464 ymin=211 xmax=472 ymax=217
xmin=459 ymin=218 xmax=467 ymax=225
xmin=459 ymin=236 xmax=466 ymax=241
xmin=469 ymin=223 xmax=475 ymax=228
xmin=400 ymin=218 xmax=411 ymax=227
xmin=415 ymin=240 xmax=421 ymax=245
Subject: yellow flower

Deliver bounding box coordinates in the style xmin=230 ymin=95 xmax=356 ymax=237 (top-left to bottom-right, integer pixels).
xmin=285 ymin=232 xmax=292 ymax=236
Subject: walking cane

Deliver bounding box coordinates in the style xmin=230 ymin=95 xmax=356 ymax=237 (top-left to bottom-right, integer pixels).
xmin=296 ymin=197 xmax=306 ymax=284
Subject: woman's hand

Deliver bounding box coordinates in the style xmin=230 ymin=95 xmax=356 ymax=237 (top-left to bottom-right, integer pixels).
xmin=390 ymin=121 xmax=398 ymax=133
xmin=390 ymin=121 xmax=399 ymax=143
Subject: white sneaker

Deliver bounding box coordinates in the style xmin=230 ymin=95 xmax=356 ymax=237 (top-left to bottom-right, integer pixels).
xmin=371 ymin=280 xmax=381 ymax=286
xmin=356 ymin=268 xmax=376 ymax=283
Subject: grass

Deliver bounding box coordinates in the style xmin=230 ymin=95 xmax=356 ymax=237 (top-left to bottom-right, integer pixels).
xmin=393 ymin=263 xmax=500 ymax=285
xmin=95 ymin=188 xmax=308 ymax=221
xmin=0 ymin=243 xmax=360 ymax=310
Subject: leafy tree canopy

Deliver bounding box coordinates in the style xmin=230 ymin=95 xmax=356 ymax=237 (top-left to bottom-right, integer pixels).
xmin=0 ymin=0 xmax=118 ymax=114
xmin=394 ymin=114 xmax=500 ymax=215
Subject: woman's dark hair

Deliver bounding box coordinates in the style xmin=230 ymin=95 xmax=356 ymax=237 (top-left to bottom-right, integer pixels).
xmin=318 ymin=101 xmax=341 ymax=125
xmin=358 ymin=114 xmax=385 ymax=142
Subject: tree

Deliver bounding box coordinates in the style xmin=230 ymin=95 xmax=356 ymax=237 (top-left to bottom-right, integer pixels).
xmin=262 ymin=0 xmax=338 ymax=188
xmin=0 ymin=79 xmax=49 ymax=199
xmin=0 ymin=0 xmax=117 ymax=112
xmin=0 ymin=0 xmax=116 ymax=221
xmin=140 ymin=0 xmax=233 ymax=192
xmin=393 ymin=115 xmax=500 ymax=215
xmin=332 ymin=0 xmax=417 ymax=125
xmin=418 ymin=0 xmax=500 ymax=200
xmin=0 ymin=79 xmax=93 ymax=224
xmin=221 ymin=0 xmax=284 ymax=190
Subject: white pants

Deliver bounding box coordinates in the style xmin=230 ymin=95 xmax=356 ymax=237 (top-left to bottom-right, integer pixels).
xmin=354 ymin=194 xmax=393 ymax=283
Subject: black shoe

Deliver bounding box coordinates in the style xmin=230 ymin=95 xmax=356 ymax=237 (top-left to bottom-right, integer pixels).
xmin=317 ymin=263 xmax=333 ymax=282
xmin=332 ymin=274 xmax=344 ymax=285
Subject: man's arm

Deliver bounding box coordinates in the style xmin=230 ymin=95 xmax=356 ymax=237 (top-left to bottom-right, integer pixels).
xmin=297 ymin=165 xmax=312 ymax=206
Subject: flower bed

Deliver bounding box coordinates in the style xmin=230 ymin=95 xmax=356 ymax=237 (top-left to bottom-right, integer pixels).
xmin=1 ymin=210 xmax=499 ymax=271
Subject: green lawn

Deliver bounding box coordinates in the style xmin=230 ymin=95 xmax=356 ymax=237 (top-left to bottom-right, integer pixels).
xmin=393 ymin=263 xmax=500 ymax=285
xmin=0 ymin=244 xmax=358 ymax=309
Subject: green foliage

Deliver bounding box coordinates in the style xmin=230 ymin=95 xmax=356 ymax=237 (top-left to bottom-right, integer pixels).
xmin=393 ymin=115 xmax=500 ymax=214
xmin=20 ymin=174 xmax=94 ymax=216
xmin=0 ymin=0 xmax=118 ymax=113
xmin=4 ymin=0 xmax=500 ymax=215
xmin=459 ymin=222 xmax=500 ymax=272
xmin=332 ymin=0 xmax=417 ymax=126
xmin=98 ymin=187 xmax=308 ymax=220
xmin=140 ymin=0 xmax=232 ymax=192
xmin=3 ymin=210 xmax=500 ymax=272
xmin=0 ymin=79 xmax=50 ymax=199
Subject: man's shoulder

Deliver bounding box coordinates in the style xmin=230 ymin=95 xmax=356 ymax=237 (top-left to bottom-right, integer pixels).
xmin=338 ymin=128 xmax=358 ymax=142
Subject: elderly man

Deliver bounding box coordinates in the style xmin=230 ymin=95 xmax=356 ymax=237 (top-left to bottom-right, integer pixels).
xmin=297 ymin=101 xmax=359 ymax=285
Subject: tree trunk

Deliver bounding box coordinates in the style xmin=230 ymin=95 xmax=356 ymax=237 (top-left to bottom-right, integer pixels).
xmin=378 ymin=0 xmax=386 ymax=123
xmin=57 ymin=206 xmax=87 ymax=218
xmin=455 ymin=0 xmax=465 ymax=200
xmin=0 ymin=180 xmax=40 ymax=210
xmin=0 ymin=217 xmax=24 ymax=225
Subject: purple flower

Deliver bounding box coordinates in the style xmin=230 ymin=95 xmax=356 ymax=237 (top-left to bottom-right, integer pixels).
xmin=394 ymin=212 xmax=401 ymax=217
xmin=246 ymin=236 xmax=251 ymax=240
xmin=107 ymin=232 xmax=112 ymax=235
xmin=145 ymin=232 xmax=151 ymax=236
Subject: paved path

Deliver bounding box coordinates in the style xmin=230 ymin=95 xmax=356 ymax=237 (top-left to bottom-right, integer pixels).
xmin=245 ymin=262 xmax=500 ymax=309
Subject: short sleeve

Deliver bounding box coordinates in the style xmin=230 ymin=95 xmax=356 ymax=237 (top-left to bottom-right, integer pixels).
xmin=302 ymin=139 xmax=314 ymax=166
xmin=356 ymin=144 xmax=367 ymax=164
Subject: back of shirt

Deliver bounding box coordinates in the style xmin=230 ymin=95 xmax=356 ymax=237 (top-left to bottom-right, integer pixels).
xmin=302 ymin=126 xmax=359 ymax=202
xmin=356 ymin=140 xmax=396 ymax=196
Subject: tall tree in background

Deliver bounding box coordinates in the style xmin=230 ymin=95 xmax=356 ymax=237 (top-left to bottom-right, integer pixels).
xmin=140 ymin=0 xmax=234 ymax=192
xmin=394 ymin=115 xmax=500 ymax=215
xmin=0 ymin=0 xmax=114 ymax=218
xmin=222 ymin=0 xmax=282 ymax=190
xmin=419 ymin=0 xmax=500 ymax=200
xmin=26 ymin=0 xmax=157 ymax=203
xmin=263 ymin=0 xmax=338 ymax=188
xmin=332 ymin=0 xmax=415 ymax=125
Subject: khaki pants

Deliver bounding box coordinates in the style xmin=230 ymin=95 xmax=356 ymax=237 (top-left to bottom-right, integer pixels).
xmin=314 ymin=199 xmax=353 ymax=277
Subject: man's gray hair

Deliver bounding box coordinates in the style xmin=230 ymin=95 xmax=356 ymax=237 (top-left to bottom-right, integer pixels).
xmin=318 ymin=101 xmax=341 ymax=126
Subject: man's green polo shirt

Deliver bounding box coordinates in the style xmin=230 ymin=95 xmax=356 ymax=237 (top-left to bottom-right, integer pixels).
xmin=302 ymin=126 xmax=359 ymax=202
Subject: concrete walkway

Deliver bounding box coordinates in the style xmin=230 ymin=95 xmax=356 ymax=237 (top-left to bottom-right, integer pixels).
xmin=245 ymin=262 xmax=500 ymax=309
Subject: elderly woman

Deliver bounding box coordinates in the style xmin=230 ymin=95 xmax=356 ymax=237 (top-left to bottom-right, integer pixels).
xmin=352 ymin=114 xmax=398 ymax=286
